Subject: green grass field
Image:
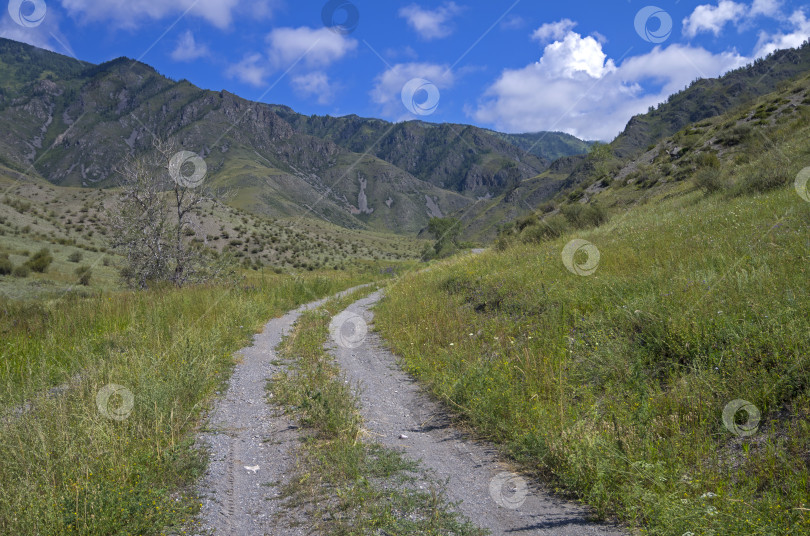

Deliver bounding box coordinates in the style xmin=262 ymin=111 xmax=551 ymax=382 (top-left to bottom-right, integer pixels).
xmin=376 ymin=183 xmax=810 ymax=535
xmin=0 ymin=270 xmax=383 ymax=535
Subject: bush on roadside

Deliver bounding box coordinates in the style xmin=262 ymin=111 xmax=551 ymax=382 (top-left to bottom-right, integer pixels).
xmin=67 ymin=251 xmax=82 ymax=263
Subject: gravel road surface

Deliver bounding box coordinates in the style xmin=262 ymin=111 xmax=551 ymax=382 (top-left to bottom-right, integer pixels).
xmin=328 ymin=290 xmax=627 ymax=536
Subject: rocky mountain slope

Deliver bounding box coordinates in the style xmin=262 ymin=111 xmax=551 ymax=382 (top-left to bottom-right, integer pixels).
xmin=0 ymin=38 xmax=591 ymax=235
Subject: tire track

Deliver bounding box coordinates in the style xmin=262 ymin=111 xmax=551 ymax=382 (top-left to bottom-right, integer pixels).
xmin=327 ymin=290 xmax=627 ymax=536
xmin=191 ymin=286 xmax=368 ymax=536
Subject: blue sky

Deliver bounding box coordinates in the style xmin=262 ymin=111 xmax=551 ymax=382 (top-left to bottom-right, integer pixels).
xmin=2 ymin=0 xmax=810 ymax=140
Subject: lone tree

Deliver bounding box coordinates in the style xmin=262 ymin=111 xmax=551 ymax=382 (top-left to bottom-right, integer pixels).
xmin=108 ymin=138 xmax=222 ymax=289
xmin=425 ymin=217 xmax=462 ymax=259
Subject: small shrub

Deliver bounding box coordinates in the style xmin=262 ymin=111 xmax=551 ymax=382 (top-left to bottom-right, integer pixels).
xmin=561 ymin=203 xmax=608 ymax=229
xmin=75 ymin=265 xmax=92 ymax=286
xmin=695 ymin=168 xmax=725 ymax=193
xmin=67 ymin=251 xmax=83 ymax=263
xmin=696 ymin=151 xmax=720 ymax=169
xmin=0 ymin=254 xmax=12 ymax=275
xmin=24 ymin=248 xmax=53 ymax=273
xmin=733 ymin=166 xmax=792 ymax=196
xmin=520 ymin=214 xmax=569 ymax=243
xmin=12 ymin=265 xmax=30 ymax=278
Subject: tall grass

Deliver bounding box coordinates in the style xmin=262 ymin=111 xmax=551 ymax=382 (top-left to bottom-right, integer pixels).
xmin=0 ymin=270 xmax=371 ymax=534
xmin=376 ymin=186 xmax=810 ymax=535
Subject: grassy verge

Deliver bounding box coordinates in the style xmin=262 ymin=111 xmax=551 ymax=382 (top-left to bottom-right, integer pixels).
xmin=270 ymin=289 xmax=485 ymax=535
xmin=0 ymin=269 xmax=380 ymax=535
xmin=376 ymin=185 xmax=810 ymax=535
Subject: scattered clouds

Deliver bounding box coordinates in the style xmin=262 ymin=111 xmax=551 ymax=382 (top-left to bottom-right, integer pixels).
xmin=398 ymin=2 xmax=463 ymax=40
xmin=266 ymin=26 xmax=357 ymax=70
xmin=751 ymin=0 xmax=782 ymax=16
xmin=755 ymin=8 xmax=810 ymax=56
xmin=474 ymin=28 xmax=747 ymax=140
xmin=371 ymin=62 xmax=455 ymax=119
xmin=532 ymin=19 xmax=577 ymax=43
xmin=225 ymin=26 xmax=356 ymax=103
xmin=59 ymin=0 xmax=278 ymax=29
xmin=170 ymin=30 xmax=209 ymax=61
xmin=226 ymin=53 xmax=268 ymax=86
xmin=0 ymin=9 xmax=75 ymax=55
xmin=291 ymin=72 xmax=334 ymax=104
xmin=683 ymin=0 xmax=748 ymax=37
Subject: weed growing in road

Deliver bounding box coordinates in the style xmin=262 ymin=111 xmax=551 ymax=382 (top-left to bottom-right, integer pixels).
xmin=271 ymin=290 xmax=486 ymax=535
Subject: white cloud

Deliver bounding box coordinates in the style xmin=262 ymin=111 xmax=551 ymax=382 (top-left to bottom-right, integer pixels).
xmin=371 ymin=62 xmax=455 ymax=118
xmin=59 ymin=0 xmax=277 ymax=29
xmin=539 ymin=32 xmax=615 ymax=78
xmin=225 ymin=53 xmax=268 ymax=86
xmin=291 ymin=72 xmax=335 ymax=105
xmin=751 ymin=0 xmax=782 ymax=16
xmin=474 ymin=31 xmax=747 ymax=140
xmin=398 ymin=2 xmax=462 ymax=40
xmin=500 ymin=15 xmax=527 ymax=31
xmin=0 ymin=9 xmax=75 ymax=55
xmin=266 ymin=26 xmax=357 ymax=70
xmin=754 ymin=8 xmax=810 ymax=56
xmin=170 ymin=30 xmax=209 ymax=61
xmin=683 ymin=0 xmax=747 ymax=37
xmin=532 ymin=19 xmax=577 ymax=43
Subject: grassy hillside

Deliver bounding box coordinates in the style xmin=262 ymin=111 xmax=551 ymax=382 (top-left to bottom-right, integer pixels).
xmin=0 ymin=270 xmax=386 ymax=534
xmin=0 ymin=165 xmax=427 ymax=299
xmin=375 ymin=69 xmax=810 ymax=535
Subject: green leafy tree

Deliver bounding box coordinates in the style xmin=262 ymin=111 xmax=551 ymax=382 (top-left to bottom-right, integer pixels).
xmin=426 ymin=217 xmax=462 ymax=259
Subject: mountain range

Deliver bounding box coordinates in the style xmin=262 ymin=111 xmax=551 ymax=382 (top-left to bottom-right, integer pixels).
xmin=0 ymin=37 xmax=592 ymax=235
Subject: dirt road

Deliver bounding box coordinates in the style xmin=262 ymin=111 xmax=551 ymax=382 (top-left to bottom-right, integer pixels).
xmin=327 ymin=290 xmax=627 ymax=536
xmin=192 ymin=287 xmax=366 ymax=536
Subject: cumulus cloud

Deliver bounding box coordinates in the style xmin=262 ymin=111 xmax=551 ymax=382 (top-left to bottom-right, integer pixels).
xmin=170 ymin=30 xmax=209 ymax=61
xmin=754 ymin=8 xmax=810 ymax=56
xmin=291 ymin=72 xmax=334 ymax=105
xmin=371 ymin=62 xmax=455 ymax=119
xmin=225 ymin=53 xmax=269 ymax=86
xmin=532 ymin=19 xmax=577 ymax=43
xmin=683 ymin=0 xmax=748 ymax=37
xmin=474 ymin=29 xmax=747 ymax=140
xmin=59 ymin=0 xmax=277 ymax=29
xmin=751 ymin=0 xmax=782 ymax=16
xmin=266 ymin=26 xmax=357 ymax=70
xmin=398 ymin=2 xmax=462 ymax=40
xmin=539 ymin=32 xmax=615 ymax=78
